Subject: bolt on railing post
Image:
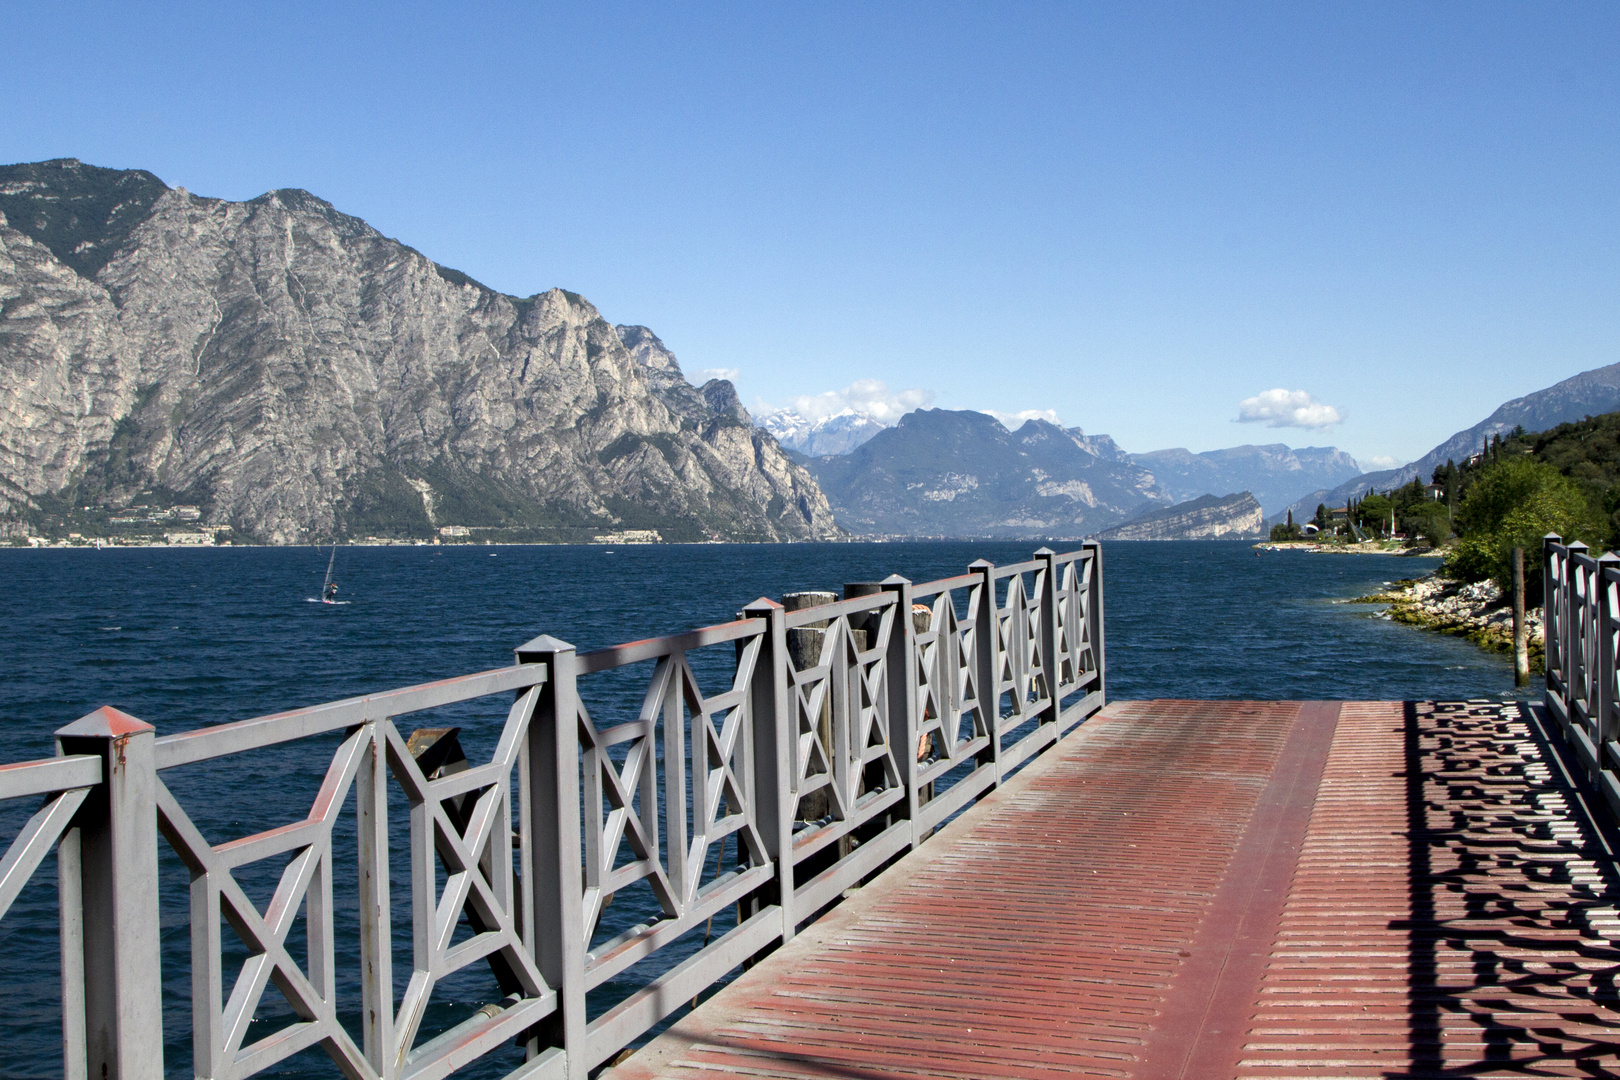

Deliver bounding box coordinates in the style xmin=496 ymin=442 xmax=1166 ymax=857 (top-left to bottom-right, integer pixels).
xmin=969 ymin=559 xmax=1002 ymax=785
xmin=740 ymin=599 xmax=796 ymax=942
xmin=1084 ymin=540 xmax=1107 ymax=705
xmin=54 ymin=707 xmax=164 ymax=1080
xmin=515 ymin=635 xmax=587 ymax=1080
xmin=877 ymin=575 xmax=921 ymax=849
xmin=1033 ymin=549 xmax=1060 ymax=727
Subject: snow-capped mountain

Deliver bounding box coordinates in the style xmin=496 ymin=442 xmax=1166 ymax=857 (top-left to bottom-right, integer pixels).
xmin=758 ymin=408 xmax=889 ymax=457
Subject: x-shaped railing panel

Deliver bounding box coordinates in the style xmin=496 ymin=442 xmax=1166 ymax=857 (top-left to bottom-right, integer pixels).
xmin=785 ymin=598 xmax=904 ymax=856
xmin=989 ymin=565 xmax=1051 ymax=736
xmin=574 ymin=624 xmax=769 ymax=991
xmin=1053 ymin=555 xmax=1096 ymax=698
xmin=158 ymin=734 xmax=371 ymax=1080
xmin=913 ymin=579 xmax=990 ymax=785
xmin=158 ymin=679 xmax=554 ymax=1080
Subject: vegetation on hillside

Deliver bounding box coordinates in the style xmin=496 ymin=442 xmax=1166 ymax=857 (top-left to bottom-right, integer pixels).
xmin=1271 ymin=411 xmax=1620 ymax=601
xmin=1439 ymin=416 xmax=1620 ymax=596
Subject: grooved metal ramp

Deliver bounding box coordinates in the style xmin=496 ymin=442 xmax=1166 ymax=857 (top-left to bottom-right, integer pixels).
xmin=605 ymin=700 xmax=1620 ymax=1079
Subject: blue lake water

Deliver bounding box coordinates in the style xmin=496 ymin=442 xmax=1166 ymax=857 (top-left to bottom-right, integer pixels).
xmin=0 ymin=540 xmax=1531 ymax=1078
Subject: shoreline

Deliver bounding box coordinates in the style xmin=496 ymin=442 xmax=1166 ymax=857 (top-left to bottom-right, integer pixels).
xmin=1350 ymin=571 xmax=1545 ymax=671
xmin=1254 ymin=539 xmax=1440 ymax=556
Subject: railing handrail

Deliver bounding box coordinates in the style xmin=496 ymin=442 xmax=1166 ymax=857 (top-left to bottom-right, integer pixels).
xmin=0 ymin=753 xmax=101 ymax=801
xmin=574 ymin=616 xmax=764 ymax=673
xmin=0 ymin=544 xmax=1105 ymax=1080
xmin=911 ymin=571 xmax=980 ymax=598
xmin=989 ymin=557 xmax=1047 ymax=580
xmin=152 ymin=662 xmax=550 ymax=769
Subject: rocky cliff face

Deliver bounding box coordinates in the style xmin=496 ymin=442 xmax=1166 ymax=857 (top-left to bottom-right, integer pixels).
xmin=805 ymin=409 xmax=1167 ymax=538
xmin=0 ymin=159 xmax=840 ymax=543
xmin=1099 ymin=492 xmax=1265 ymax=540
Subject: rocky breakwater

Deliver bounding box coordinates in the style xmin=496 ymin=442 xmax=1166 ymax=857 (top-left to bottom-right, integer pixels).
xmin=0 ymin=159 xmax=841 ymax=544
xmin=1353 ymin=573 xmax=1545 ymax=670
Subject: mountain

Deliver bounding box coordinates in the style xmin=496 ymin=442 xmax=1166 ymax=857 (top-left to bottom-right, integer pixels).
xmin=1099 ymin=492 xmax=1265 ymax=541
xmin=1277 ymin=361 xmax=1620 ymax=524
xmin=1129 ymin=444 xmax=1363 ymax=517
xmin=1068 ymin=428 xmax=1131 ymax=462
xmin=0 ymin=159 xmax=840 ymax=543
xmin=758 ymin=408 xmax=888 ymax=457
xmin=1417 ymin=362 xmax=1620 ymax=476
xmin=804 ymin=409 xmax=1165 ymax=538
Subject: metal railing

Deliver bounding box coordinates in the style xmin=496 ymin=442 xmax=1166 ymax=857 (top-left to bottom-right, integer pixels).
xmin=0 ymin=544 xmax=1103 ymax=1080
xmin=1543 ymin=534 xmax=1620 ymax=814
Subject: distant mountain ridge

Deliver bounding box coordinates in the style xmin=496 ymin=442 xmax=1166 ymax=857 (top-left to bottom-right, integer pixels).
xmin=791 ymin=401 xmax=1367 ymax=536
xmin=0 ymin=158 xmax=840 ymax=543
xmin=1278 ymin=360 xmax=1620 ymax=524
xmin=804 ymin=409 xmax=1167 ymax=538
xmin=759 ymin=408 xmax=888 ymax=457
xmin=1128 ymin=444 xmax=1361 ymax=517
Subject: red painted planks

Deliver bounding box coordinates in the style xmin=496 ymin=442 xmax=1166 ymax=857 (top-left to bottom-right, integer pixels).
xmin=605 ymin=700 xmax=1620 ymax=1080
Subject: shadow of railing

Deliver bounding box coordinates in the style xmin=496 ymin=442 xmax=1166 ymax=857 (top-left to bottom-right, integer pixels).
xmin=1399 ymin=700 xmax=1620 ymax=1077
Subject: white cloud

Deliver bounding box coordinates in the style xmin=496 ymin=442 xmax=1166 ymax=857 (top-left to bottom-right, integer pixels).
xmin=772 ymin=379 xmax=935 ymax=424
xmin=1235 ymin=388 xmax=1344 ymax=430
xmin=690 ymin=367 xmax=741 ymax=384
xmin=1357 ymin=455 xmax=1407 ymax=472
xmin=987 ymin=408 xmax=1061 ymax=429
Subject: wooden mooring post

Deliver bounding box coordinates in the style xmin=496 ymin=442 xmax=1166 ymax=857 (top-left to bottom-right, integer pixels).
xmin=1513 ymin=546 xmax=1529 ymax=687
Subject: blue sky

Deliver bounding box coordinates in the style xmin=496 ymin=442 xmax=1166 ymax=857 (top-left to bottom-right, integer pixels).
xmin=2 ymin=2 xmax=1615 ymax=466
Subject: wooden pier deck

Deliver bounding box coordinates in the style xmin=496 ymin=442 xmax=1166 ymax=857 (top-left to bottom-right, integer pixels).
xmin=607 ymin=699 xmax=1620 ymax=1079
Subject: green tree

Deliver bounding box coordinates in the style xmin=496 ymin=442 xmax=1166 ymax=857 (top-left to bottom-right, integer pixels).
xmin=1442 ymin=457 xmax=1603 ymax=596
xmin=1400 ymin=501 xmax=1451 ymax=545
xmin=1269 ymin=509 xmax=1303 ymax=542
xmin=1357 ymin=493 xmax=1393 ymax=535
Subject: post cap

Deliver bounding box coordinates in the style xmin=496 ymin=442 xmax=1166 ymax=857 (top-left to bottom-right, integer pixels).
xmin=741 ymin=596 xmax=784 ymax=612
xmin=1032 ymin=547 xmax=1056 ymax=556
xmin=515 ymin=634 xmax=575 ymax=662
xmin=56 ymin=705 xmax=154 ymax=740
xmin=968 ymin=558 xmax=994 ymax=569
xmin=880 ymin=573 xmax=911 ymax=585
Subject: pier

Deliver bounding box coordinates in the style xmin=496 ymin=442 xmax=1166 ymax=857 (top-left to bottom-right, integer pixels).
xmin=3 ymin=538 xmax=1619 ymax=1079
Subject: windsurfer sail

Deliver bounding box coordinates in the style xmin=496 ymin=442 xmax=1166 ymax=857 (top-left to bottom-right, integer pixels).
xmin=321 ymin=545 xmax=340 ymax=603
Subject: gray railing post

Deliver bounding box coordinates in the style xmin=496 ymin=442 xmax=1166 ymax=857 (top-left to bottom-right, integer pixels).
xmin=969 ymin=559 xmax=1002 ymax=785
xmin=878 ymin=575 xmax=921 ymax=849
xmin=515 ymin=636 xmax=587 ymax=1080
xmin=1546 ymin=533 xmax=1563 ymax=713
xmin=1084 ymin=540 xmax=1107 ymax=703
xmin=356 ymin=714 xmax=393 ymax=1078
xmin=1597 ymin=554 xmax=1620 ymax=784
xmin=1033 ymin=549 xmax=1060 ymax=727
xmin=54 ymin=707 xmax=164 ymax=1080
xmin=1568 ymin=542 xmax=1589 ymax=740
xmin=740 ymin=598 xmax=796 ymax=941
